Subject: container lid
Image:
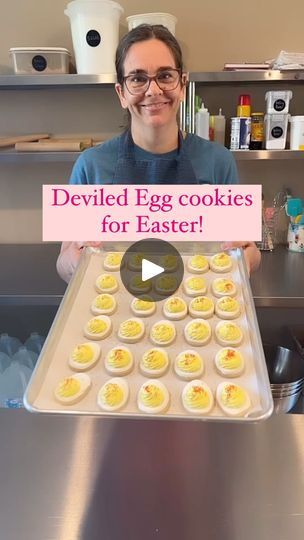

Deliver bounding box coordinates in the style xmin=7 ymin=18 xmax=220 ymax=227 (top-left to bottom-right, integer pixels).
xmin=65 ymin=0 xmax=124 ymax=14
xmin=9 ymin=47 xmax=71 ymax=55
xmin=126 ymin=13 xmax=177 ymax=22
xmin=289 ymin=115 xmax=304 ymax=122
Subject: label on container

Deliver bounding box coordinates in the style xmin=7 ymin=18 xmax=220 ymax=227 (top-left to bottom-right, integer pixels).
xmin=271 ymin=126 xmax=283 ymax=138
xmin=86 ymin=30 xmax=101 ymax=47
xmin=32 ymin=55 xmax=47 ymax=72
xmin=239 ymin=118 xmax=251 ymax=149
xmin=274 ymin=99 xmax=286 ymax=112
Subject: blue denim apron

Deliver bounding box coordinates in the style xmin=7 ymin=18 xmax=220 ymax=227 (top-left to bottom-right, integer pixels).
xmin=113 ymin=130 xmax=198 ymax=184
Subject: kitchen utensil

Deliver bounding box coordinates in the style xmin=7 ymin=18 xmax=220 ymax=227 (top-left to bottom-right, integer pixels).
xmin=15 ymin=141 xmax=85 ymax=152
xmin=0 ymin=134 xmax=50 ymax=148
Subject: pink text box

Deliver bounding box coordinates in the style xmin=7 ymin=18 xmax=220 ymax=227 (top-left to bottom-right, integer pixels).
xmin=43 ymin=184 xmax=262 ymax=242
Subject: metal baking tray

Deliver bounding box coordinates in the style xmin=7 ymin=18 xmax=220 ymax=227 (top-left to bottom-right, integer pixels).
xmin=24 ymin=242 xmax=273 ymax=422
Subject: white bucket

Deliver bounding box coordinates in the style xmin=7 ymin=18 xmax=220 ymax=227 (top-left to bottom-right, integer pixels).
xmin=289 ymin=116 xmax=304 ymax=150
xmin=65 ymin=0 xmax=124 ymax=75
xmin=126 ymin=13 xmax=177 ymax=36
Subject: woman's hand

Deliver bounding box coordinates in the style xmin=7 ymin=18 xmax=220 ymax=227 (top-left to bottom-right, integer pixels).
xmin=56 ymin=241 xmax=102 ymax=283
xmin=222 ymin=241 xmax=261 ymax=275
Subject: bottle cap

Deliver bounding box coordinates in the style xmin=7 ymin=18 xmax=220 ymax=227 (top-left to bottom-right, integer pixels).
xmin=238 ymin=94 xmax=251 ymax=105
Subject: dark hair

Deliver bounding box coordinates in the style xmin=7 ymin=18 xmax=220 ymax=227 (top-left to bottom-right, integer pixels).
xmin=115 ymin=24 xmax=184 ymax=84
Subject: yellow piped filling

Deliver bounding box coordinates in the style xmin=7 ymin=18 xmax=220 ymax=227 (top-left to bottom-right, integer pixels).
xmin=213 ymin=253 xmax=231 ymax=267
xmin=57 ymin=377 xmax=81 ymax=398
xmin=87 ymin=318 xmax=107 ymax=334
xmin=218 ymin=349 xmax=242 ymax=369
xmin=72 ymin=344 xmax=94 ymax=364
xmin=166 ymin=298 xmax=185 ymax=313
xmin=221 ymin=385 xmax=247 ymax=408
xmin=94 ymin=294 xmax=114 ymax=310
xmin=187 ymin=322 xmax=209 ymax=340
xmin=191 ymin=297 xmax=213 ymax=311
xmin=142 ymin=350 xmax=167 ymax=370
xmin=107 ymin=349 xmax=131 ymax=368
xmin=218 ymin=324 xmax=242 ymax=341
xmin=151 ymin=323 xmax=174 ymax=342
xmin=218 ymin=297 xmax=239 ymax=312
xmin=214 ymin=279 xmax=234 ymax=293
xmin=140 ymin=384 xmax=164 ymax=408
xmin=100 ymin=383 xmax=124 ymax=407
xmin=133 ymin=298 xmax=153 ymax=311
xmin=120 ymin=320 xmax=142 ymax=337
xmin=97 ymin=275 xmax=117 ymax=289
xmin=177 ymin=352 xmax=201 ymax=372
xmin=105 ymin=253 xmax=122 ymax=266
xmin=184 ymin=385 xmax=210 ymax=409
xmin=187 ymin=277 xmax=205 ymax=291
xmin=189 ymin=255 xmax=208 ymax=269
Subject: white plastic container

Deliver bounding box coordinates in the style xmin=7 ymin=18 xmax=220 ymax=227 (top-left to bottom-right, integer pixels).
xmin=64 ymin=0 xmax=124 ymax=75
xmin=9 ymin=47 xmax=71 ymax=74
xmin=265 ymin=113 xmax=289 ymax=150
xmin=289 ymin=116 xmax=304 ymax=149
xmin=265 ymin=90 xmax=293 ymax=114
xmin=195 ymin=103 xmax=210 ymax=140
xmin=126 ymin=13 xmax=177 ymax=36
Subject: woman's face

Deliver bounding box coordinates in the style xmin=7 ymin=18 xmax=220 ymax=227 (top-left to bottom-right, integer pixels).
xmin=116 ymin=39 xmax=185 ymax=130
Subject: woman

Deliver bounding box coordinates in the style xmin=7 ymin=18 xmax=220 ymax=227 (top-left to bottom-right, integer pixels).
xmin=57 ymin=24 xmax=260 ymax=282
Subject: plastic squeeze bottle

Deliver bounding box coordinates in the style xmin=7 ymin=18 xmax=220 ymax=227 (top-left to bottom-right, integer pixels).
xmin=195 ymin=103 xmax=210 ymax=140
xmin=214 ymin=108 xmax=226 ymax=145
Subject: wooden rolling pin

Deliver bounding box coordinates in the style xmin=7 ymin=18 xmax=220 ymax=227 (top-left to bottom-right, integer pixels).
xmin=15 ymin=141 xmax=85 ymax=152
xmin=38 ymin=137 xmax=92 ymax=147
xmin=0 ymin=133 xmax=50 ymax=148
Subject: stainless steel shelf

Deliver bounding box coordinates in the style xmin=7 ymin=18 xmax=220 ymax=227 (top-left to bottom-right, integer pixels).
xmin=1 ymin=149 xmax=304 ymax=164
xmin=232 ymin=150 xmax=304 ymax=160
xmin=0 ymin=71 xmax=303 ymax=89
xmin=190 ymin=70 xmax=304 ymax=83
xmin=0 ymin=73 xmax=116 ymax=88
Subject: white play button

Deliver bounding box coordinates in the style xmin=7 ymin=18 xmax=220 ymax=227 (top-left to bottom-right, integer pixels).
xmin=142 ymin=259 xmax=164 ymax=282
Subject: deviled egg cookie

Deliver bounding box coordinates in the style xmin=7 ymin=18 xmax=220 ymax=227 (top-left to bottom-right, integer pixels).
xmin=131 ymin=295 xmax=156 ymax=317
xmin=184 ymin=319 xmax=211 ymax=346
xmin=210 ymin=252 xmax=233 ymax=273
xmin=215 ymin=321 xmax=243 ymax=347
xmin=84 ymin=315 xmax=112 ymax=340
xmin=163 ymin=296 xmax=187 ymax=320
xmin=98 ymin=378 xmax=129 ymax=411
xmin=216 ymin=382 xmax=251 ymax=417
xmin=129 ymin=274 xmax=152 ymax=295
xmin=174 ymin=350 xmax=204 ymax=380
xmin=182 ymin=380 xmax=214 ymax=414
xmin=187 ymin=254 xmax=209 ymax=274
xmin=105 ymin=346 xmax=134 ymax=375
xmin=69 ymin=342 xmax=101 ymax=371
xmin=103 ymin=252 xmax=123 ymax=272
xmin=128 ymin=252 xmax=144 ymax=271
xmin=215 ymin=348 xmax=245 ymax=377
xmin=150 ymin=320 xmax=176 ymax=346
xmin=215 ymin=296 xmax=241 ymax=319
xmin=160 ymin=254 xmax=178 ymax=272
xmin=91 ymin=293 xmax=117 ymax=315
xmin=54 ymin=373 xmax=91 ymax=405
xmin=183 ymin=276 xmax=207 ymax=297
xmin=95 ymin=273 xmax=118 ymax=294
xmin=137 ymin=380 xmax=170 ymax=414
xmin=140 ymin=348 xmax=169 ymax=377
xmin=189 ymin=296 xmax=214 ymax=318
xmin=155 ymin=275 xmax=178 ymax=296
xmin=211 ymin=278 xmax=237 ymax=298
xmin=118 ymin=318 xmax=145 ymax=343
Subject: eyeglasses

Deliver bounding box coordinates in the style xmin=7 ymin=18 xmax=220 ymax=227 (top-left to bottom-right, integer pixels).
xmin=123 ymin=68 xmax=182 ymax=95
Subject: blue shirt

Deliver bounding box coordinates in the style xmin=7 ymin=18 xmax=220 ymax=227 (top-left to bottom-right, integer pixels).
xmin=70 ymin=133 xmax=239 ymax=185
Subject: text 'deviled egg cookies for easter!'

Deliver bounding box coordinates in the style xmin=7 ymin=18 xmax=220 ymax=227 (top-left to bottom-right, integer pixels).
xmin=28 ymin=246 xmax=271 ymax=422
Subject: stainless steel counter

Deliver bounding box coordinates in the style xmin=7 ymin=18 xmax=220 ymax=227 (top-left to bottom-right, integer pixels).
xmin=1 ymin=409 xmax=304 ymax=540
